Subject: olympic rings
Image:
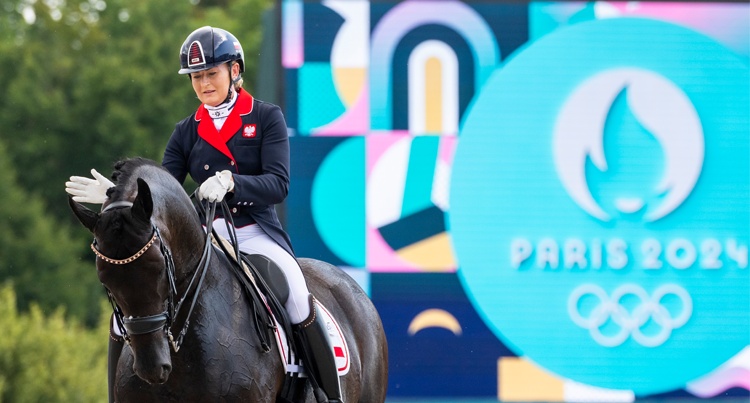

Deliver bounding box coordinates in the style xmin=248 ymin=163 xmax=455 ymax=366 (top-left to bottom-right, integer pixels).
xmin=567 ymin=283 xmax=692 ymax=347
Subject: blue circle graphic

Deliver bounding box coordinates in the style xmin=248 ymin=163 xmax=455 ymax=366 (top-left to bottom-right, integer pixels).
xmin=450 ymin=18 xmax=749 ymax=395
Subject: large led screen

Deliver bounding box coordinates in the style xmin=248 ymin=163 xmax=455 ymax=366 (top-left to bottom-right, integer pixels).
xmin=282 ymin=0 xmax=750 ymax=400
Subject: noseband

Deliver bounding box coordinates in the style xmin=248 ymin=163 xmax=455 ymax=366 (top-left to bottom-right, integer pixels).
xmin=93 ymin=200 xmax=215 ymax=352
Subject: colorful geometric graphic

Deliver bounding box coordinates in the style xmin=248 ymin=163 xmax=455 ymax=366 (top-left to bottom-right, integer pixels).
xmin=370 ymin=272 xmax=513 ymax=397
xmin=282 ymin=0 xmax=750 ymax=399
xmin=366 ymin=134 xmax=457 ymax=271
xmin=287 ymin=137 xmax=357 ymax=267
xmin=687 ymin=347 xmax=750 ymax=398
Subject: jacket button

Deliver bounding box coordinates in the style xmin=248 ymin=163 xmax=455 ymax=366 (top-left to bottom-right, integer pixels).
xmin=231 ymin=207 xmax=238 ymax=214
xmin=203 ymin=164 xmax=209 ymax=170
xmin=230 ymin=160 xmax=235 ymax=166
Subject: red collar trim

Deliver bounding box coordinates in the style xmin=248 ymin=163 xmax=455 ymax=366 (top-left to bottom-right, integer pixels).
xmin=194 ymin=89 xmax=255 ymax=164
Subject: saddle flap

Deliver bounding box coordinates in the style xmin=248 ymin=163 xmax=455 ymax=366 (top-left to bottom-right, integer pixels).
xmin=244 ymin=253 xmax=290 ymax=305
xmin=209 ymin=233 xmax=289 ymax=306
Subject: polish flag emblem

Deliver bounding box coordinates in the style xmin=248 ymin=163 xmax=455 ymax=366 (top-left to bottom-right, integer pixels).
xmin=243 ymin=124 xmax=257 ymax=138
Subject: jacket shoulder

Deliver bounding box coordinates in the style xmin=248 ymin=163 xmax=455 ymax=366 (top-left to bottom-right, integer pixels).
xmin=254 ymin=99 xmax=282 ymax=114
xmin=174 ymin=112 xmax=198 ymax=129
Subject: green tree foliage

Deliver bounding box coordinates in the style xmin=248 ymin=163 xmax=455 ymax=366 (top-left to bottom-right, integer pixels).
xmin=0 ymin=0 xmax=274 ymax=319
xmin=0 ymin=284 xmax=109 ymax=402
xmin=0 ymin=0 xmax=272 ymax=222
xmin=0 ymin=140 xmax=103 ymax=325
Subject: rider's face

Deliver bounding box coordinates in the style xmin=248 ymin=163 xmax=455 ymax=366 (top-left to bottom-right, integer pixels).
xmin=190 ymin=63 xmax=236 ymax=107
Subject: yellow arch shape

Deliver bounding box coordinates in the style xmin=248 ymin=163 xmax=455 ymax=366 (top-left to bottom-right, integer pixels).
xmin=408 ymin=308 xmax=462 ymax=336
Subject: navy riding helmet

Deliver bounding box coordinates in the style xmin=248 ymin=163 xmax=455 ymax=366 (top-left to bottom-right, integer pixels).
xmin=178 ymin=26 xmax=245 ymax=75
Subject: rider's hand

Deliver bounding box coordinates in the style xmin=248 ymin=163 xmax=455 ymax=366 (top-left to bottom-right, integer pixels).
xmin=65 ymin=169 xmax=115 ymax=204
xmin=198 ymin=170 xmax=234 ymax=202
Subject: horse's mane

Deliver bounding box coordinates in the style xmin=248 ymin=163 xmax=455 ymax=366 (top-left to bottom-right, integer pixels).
xmin=103 ymin=157 xmax=202 ymax=248
xmin=112 ymin=157 xmax=161 ymax=183
xmin=106 ymin=157 xmax=172 ymax=201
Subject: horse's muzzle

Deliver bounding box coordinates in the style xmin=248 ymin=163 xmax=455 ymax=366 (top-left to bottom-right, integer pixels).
xmin=130 ymin=332 xmax=173 ymax=384
xmin=138 ymin=362 xmax=172 ymax=385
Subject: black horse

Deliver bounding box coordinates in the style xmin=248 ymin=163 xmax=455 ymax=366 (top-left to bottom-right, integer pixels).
xmin=69 ymin=158 xmax=388 ymax=402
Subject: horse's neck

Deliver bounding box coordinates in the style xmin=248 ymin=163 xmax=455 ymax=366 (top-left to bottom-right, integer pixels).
xmin=166 ymin=263 xmax=277 ymax=393
xmin=170 ymin=252 xmax=254 ymax=353
xmin=152 ymin=196 xmax=205 ymax=276
xmin=168 ymin=229 xmax=207 ymax=283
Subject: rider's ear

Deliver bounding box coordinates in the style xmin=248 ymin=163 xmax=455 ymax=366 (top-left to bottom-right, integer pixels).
xmin=132 ymin=178 xmax=153 ymax=223
xmin=68 ymin=196 xmax=100 ymax=233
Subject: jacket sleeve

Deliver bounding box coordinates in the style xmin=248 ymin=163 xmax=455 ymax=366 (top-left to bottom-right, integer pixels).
xmin=230 ymin=104 xmax=290 ymax=207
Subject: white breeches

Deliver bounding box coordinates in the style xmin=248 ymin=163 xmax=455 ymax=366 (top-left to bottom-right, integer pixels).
xmin=212 ymin=219 xmax=312 ymax=324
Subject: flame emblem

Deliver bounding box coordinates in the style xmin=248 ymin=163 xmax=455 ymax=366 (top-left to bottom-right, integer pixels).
xmin=553 ymin=68 xmax=704 ymax=222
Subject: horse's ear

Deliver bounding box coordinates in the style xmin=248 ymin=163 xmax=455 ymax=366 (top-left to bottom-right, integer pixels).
xmin=132 ymin=178 xmax=153 ymax=223
xmin=68 ymin=196 xmax=100 ymax=233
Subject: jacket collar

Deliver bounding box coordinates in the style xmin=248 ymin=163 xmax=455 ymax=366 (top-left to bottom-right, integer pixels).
xmin=194 ymin=89 xmax=255 ymax=164
xmin=194 ymin=88 xmax=254 ymax=122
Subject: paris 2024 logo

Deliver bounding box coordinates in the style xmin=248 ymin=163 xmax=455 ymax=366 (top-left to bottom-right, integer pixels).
xmin=449 ymin=18 xmax=749 ymax=395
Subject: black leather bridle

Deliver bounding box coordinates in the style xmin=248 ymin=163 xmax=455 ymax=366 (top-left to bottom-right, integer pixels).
xmin=92 ymin=200 xmax=218 ymax=353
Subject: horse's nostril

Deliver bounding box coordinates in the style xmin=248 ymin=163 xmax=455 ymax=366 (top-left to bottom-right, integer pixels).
xmin=159 ymin=363 xmax=172 ymax=382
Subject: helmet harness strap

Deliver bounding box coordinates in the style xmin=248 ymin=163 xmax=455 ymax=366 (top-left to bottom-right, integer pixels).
xmin=224 ymin=61 xmax=242 ymax=103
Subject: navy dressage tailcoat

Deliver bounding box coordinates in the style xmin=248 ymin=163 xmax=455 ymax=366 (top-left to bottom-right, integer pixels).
xmin=162 ymin=88 xmax=294 ymax=255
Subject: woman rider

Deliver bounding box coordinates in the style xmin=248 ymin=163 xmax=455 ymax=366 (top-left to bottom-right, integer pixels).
xmin=66 ymin=26 xmax=343 ymax=403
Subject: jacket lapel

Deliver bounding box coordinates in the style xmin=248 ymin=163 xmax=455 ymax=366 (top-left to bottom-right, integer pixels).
xmin=195 ymin=89 xmax=254 ymax=163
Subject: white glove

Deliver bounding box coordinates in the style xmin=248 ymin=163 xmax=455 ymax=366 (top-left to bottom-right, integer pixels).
xmin=65 ymin=169 xmax=115 ymax=204
xmin=198 ymin=170 xmax=234 ymax=202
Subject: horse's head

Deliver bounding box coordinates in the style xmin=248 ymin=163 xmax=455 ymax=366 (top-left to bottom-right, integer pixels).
xmin=70 ymin=177 xmax=174 ymax=385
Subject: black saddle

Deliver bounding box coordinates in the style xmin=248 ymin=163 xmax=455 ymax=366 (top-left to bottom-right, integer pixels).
xmin=242 ymin=253 xmax=290 ymax=306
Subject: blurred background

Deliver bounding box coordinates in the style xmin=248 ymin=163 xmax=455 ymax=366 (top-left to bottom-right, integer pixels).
xmin=0 ymin=0 xmax=748 ymax=402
